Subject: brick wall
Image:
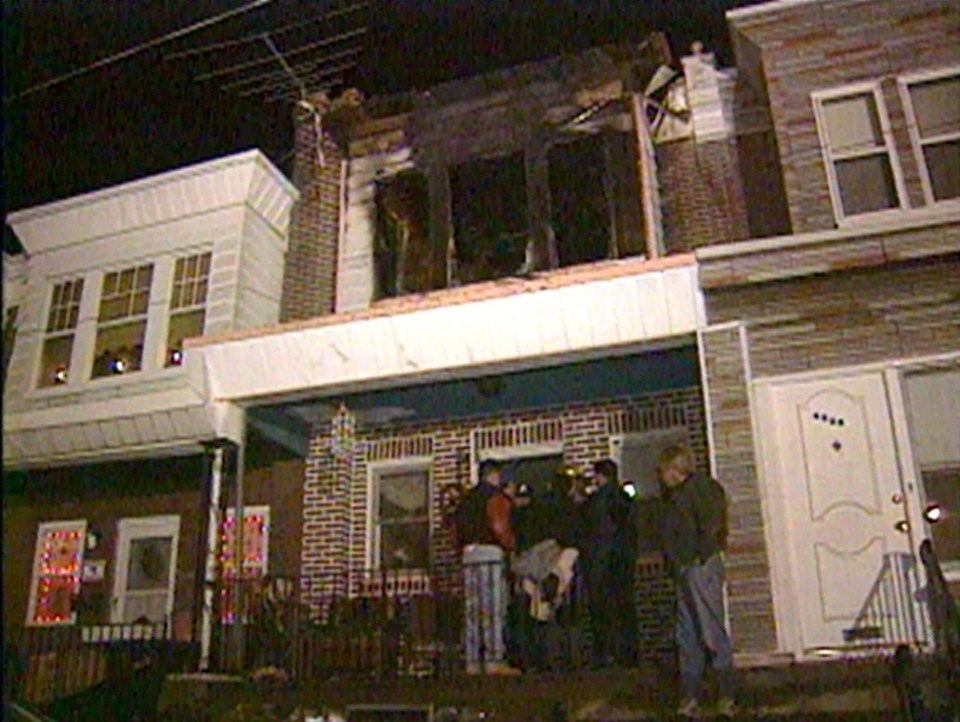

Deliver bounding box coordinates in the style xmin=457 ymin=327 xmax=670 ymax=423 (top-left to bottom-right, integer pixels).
xmin=296 ymin=385 xmax=785 ymax=654
xmin=729 ymin=0 xmax=960 ymax=233
xmin=699 ymin=324 xmax=779 ymax=653
xmin=706 ymin=254 xmax=960 ymax=378
xmin=660 ymin=138 xmax=752 ymax=253
xmin=280 ymin=99 xmax=344 ymax=322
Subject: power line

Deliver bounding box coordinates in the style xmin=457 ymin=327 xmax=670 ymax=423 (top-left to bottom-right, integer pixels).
xmin=164 ymin=2 xmax=367 ymax=62
xmin=3 ymin=0 xmax=273 ymax=106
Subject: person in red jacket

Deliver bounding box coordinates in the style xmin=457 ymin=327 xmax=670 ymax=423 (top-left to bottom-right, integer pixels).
xmin=457 ymin=460 xmax=520 ymax=675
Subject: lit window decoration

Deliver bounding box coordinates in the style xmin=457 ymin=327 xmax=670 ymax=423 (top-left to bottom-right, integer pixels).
xmin=53 ymin=366 xmax=69 ymax=384
xmin=168 ymin=348 xmax=184 ymax=366
xmin=32 ymin=527 xmax=84 ymax=625
xmin=217 ymin=509 xmax=269 ymax=625
xmin=331 ymin=404 xmax=356 ymax=462
xmin=111 ymin=355 xmax=129 ymax=374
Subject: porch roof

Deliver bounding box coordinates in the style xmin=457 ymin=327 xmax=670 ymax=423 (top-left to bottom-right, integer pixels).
xmin=186 ymin=254 xmax=704 ymax=409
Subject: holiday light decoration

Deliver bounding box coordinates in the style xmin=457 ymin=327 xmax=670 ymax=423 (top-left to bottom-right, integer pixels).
xmin=33 ymin=528 xmax=84 ymax=624
xmin=217 ymin=510 xmax=269 ymax=624
xmin=330 ymin=403 xmax=356 ymax=461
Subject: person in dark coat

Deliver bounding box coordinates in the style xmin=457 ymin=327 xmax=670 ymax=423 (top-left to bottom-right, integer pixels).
xmin=658 ymin=443 xmax=735 ymax=719
xmin=582 ymin=458 xmax=634 ymax=667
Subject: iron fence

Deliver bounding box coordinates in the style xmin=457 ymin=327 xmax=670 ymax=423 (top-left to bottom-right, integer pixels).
xmin=209 ymin=554 xmax=676 ymax=679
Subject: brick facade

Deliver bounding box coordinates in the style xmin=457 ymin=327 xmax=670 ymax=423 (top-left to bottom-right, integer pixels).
xmin=729 ymin=0 xmax=960 ymax=233
xmin=295 ymin=384 xmax=788 ymax=656
xmin=705 ymin=253 xmax=960 ymax=379
xmin=699 ymin=324 xmax=778 ymax=653
xmin=280 ymin=98 xmax=344 ymax=321
xmin=660 ymin=138 xmax=752 ymax=253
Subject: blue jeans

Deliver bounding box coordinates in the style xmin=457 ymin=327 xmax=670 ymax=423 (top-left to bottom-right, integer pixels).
xmin=463 ymin=544 xmax=508 ymax=670
xmin=676 ymin=553 xmax=734 ymax=701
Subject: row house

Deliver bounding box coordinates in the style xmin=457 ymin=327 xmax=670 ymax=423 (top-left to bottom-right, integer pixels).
xmin=3 ymin=0 xmax=958 ymax=708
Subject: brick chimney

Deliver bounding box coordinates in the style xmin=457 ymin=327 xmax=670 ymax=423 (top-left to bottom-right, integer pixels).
xmin=279 ymin=92 xmax=345 ymax=322
xmin=680 ymin=42 xmax=735 ymax=143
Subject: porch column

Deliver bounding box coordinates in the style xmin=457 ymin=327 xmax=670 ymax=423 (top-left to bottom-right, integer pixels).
xmin=698 ymin=322 xmax=778 ymax=654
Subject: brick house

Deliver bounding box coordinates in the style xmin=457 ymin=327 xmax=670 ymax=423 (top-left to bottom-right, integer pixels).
xmin=186 ymin=0 xmax=959 ymax=666
xmin=2 ymin=151 xmax=303 ymax=696
xmin=3 ymin=0 xmax=958 ymax=703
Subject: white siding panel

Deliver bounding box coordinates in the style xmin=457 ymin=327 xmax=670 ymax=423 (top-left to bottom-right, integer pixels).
xmin=133 ymin=414 xmax=159 ymax=445
xmin=612 ymin=274 xmax=647 ymax=343
xmin=81 ymin=421 xmax=106 ymax=451
xmin=116 ymin=417 xmax=140 ymax=447
xmin=558 ymin=283 xmax=598 ymax=353
xmin=634 ymin=273 xmax=671 ymax=339
xmin=101 ymin=420 xmax=122 ymax=448
xmin=662 ymin=266 xmax=699 ymax=334
xmin=152 ymin=410 xmax=176 ymax=441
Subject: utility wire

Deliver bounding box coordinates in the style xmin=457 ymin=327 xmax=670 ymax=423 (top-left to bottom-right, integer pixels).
xmin=3 ymin=0 xmax=273 ymax=105
xmin=164 ymin=2 xmax=367 ymax=61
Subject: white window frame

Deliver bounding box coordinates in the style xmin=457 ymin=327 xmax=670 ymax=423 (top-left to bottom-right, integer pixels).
xmin=26 ymin=519 xmax=88 ymax=626
xmin=897 ymin=65 xmax=960 ymax=208
xmin=166 ymin=251 xmax=212 ymax=366
xmin=37 ymin=277 xmax=85 ymax=388
xmin=112 ymin=514 xmax=181 ymax=624
xmin=812 ymin=80 xmax=909 ymax=225
xmin=366 ymin=458 xmax=432 ymax=571
xmin=91 ymin=262 xmax=154 ymax=379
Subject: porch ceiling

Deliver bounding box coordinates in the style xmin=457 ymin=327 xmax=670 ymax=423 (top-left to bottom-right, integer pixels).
xmin=189 ymin=254 xmax=704 ymax=410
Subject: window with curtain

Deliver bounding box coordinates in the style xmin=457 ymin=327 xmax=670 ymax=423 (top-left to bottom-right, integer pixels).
xmin=373 ymin=468 xmax=430 ymax=570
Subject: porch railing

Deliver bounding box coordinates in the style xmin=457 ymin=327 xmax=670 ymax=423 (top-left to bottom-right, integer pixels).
xmin=918 ymin=539 xmax=960 ymax=716
xmin=209 ymin=554 xmax=676 ymax=679
xmin=8 ymin=620 xmax=188 ymax=710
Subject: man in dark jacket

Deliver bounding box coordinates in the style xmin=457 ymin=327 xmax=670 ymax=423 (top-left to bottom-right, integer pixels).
xmin=583 ymin=458 xmax=635 ymax=667
xmin=658 ymin=443 xmax=735 ymax=719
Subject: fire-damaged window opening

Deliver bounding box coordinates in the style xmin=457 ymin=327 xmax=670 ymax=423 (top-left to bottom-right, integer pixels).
xmin=373 ymin=126 xmax=647 ymax=297
xmin=450 ymin=152 xmax=529 ymax=285
xmin=374 ymin=170 xmax=431 ymax=298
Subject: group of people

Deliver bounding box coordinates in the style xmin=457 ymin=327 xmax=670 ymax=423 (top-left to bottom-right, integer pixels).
xmin=454 ymin=443 xmax=735 ymax=718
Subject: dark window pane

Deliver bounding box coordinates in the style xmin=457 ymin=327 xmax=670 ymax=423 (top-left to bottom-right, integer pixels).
xmin=380 ymin=521 xmax=430 ymax=570
xmin=451 ymin=153 xmax=528 ymax=284
xmin=924 ymin=140 xmax=960 ymax=201
xmin=923 ymin=468 xmax=960 ymax=565
xmin=549 ymin=135 xmax=613 ymax=267
xmin=836 ymin=154 xmax=898 ymax=215
xmin=374 ymin=171 xmax=432 ymax=297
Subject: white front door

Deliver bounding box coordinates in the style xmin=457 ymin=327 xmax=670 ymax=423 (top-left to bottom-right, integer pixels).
xmin=759 ymin=370 xmax=927 ymax=654
xmin=112 ymin=515 xmax=180 ymax=624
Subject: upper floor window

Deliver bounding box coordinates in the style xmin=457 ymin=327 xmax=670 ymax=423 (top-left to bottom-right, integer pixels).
xmin=813 ymin=85 xmax=904 ymax=222
xmin=371 ymin=465 xmax=430 ymax=570
xmin=92 ymin=264 xmax=153 ymax=378
xmin=39 ymin=278 xmax=83 ymax=387
xmin=901 ymin=69 xmax=960 ymax=204
xmin=167 ymin=251 xmax=211 ymax=366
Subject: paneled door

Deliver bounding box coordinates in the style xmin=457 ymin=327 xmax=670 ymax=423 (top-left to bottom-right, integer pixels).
xmin=112 ymin=515 xmax=180 ymax=624
xmin=759 ymin=370 xmax=927 ymax=653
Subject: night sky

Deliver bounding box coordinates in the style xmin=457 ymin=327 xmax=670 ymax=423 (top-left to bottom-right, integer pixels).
xmin=2 ymin=0 xmax=762 ymax=252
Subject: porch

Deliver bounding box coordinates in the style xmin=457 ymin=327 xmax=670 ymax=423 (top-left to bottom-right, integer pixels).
xmin=7 ymin=542 xmax=958 ymax=721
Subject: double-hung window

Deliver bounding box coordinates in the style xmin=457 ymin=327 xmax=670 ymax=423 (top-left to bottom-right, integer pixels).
xmin=39 ymin=278 xmax=83 ymax=387
xmin=371 ymin=465 xmax=431 ymax=570
xmin=900 ymin=69 xmax=960 ymax=204
xmin=813 ymin=84 xmax=905 ymax=222
xmin=167 ymin=251 xmax=211 ymax=366
xmin=92 ymin=264 xmax=153 ymax=378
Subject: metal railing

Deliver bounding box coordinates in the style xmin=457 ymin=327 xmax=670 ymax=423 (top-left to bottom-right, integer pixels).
xmin=9 ymin=620 xmax=192 ymax=711
xmin=208 ymin=554 xmax=676 ymax=680
xmin=918 ymin=539 xmax=960 ymax=718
